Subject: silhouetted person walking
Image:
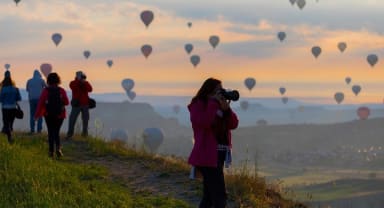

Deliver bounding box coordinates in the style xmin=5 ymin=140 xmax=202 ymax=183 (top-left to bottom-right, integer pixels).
xmin=35 ymin=73 xmax=69 ymax=158
xmin=0 ymin=70 xmax=22 ymax=144
xmin=26 ymin=69 xmax=46 ymax=133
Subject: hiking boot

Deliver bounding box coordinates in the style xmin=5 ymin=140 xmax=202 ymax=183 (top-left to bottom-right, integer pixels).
xmin=56 ymin=149 xmax=64 ymax=158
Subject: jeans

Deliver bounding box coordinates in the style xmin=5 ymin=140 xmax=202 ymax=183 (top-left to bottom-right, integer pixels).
xmin=29 ymin=99 xmax=43 ymax=132
xmin=66 ymin=106 xmax=89 ymax=137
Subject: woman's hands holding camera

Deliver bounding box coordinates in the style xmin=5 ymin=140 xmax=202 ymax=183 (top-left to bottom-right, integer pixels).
xmin=212 ymin=91 xmax=230 ymax=111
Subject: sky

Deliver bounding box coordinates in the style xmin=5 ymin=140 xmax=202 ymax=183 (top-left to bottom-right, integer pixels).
xmin=1 ymin=0 xmax=384 ymax=104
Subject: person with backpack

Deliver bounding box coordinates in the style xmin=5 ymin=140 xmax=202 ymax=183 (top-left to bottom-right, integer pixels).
xmin=65 ymin=71 xmax=92 ymax=139
xmin=0 ymin=70 xmax=22 ymax=144
xmin=35 ymin=73 xmax=69 ymax=158
xmin=26 ymin=69 xmax=46 ymax=134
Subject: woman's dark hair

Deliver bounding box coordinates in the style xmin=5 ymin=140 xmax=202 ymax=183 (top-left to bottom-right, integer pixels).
xmin=0 ymin=77 xmax=15 ymax=87
xmin=191 ymin=78 xmax=221 ymax=104
xmin=47 ymin=72 xmax=61 ymax=85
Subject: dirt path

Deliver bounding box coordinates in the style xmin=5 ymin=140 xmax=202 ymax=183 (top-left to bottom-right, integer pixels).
xmin=64 ymin=139 xmax=202 ymax=207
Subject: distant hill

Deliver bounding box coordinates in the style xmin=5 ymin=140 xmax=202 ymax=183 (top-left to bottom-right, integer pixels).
xmin=231 ymin=117 xmax=384 ymax=169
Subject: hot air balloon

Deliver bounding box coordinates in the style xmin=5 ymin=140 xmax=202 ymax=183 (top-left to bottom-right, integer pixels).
xmin=240 ymin=100 xmax=249 ymax=111
xmin=209 ymin=35 xmax=220 ymax=49
xmin=40 ymin=63 xmax=52 ymax=77
xmin=357 ymin=106 xmax=370 ymax=120
xmin=141 ymin=44 xmax=152 ymax=59
xmin=277 ymin=32 xmax=286 ymax=42
xmin=282 ymin=97 xmax=288 ymax=104
xmin=121 ymin=78 xmax=135 ymax=92
xmin=244 ymin=77 xmax=256 ymax=91
xmin=190 ymin=55 xmax=200 ymax=67
xmin=106 ymin=60 xmax=113 ymax=68
xmin=352 ymin=85 xmax=361 ymax=96
xmin=142 ymin=127 xmax=164 ymax=153
xmin=345 ymin=77 xmax=351 ymax=85
xmin=334 ymin=92 xmax=344 ymax=104
xmin=311 ymin=46 xmax=322 ymax=58
xmin=367 ymin=54 xmax=378 ymax=67
xmin=51 ymin=33 xmax=62 ymax=47
xmin=83 ymin=50 xmax=91 ymax=59
xmin=110 ymin=129 xmax=128 ymax=142
xmin=187 ymin=22 xmax=192 ymax=28
xmin=173 ymin=105 xmax=180 ymax=114
xmin=184 ymin=43 xmax=193 ymax=54
xmin=297 ymin=0 xmax=306 ymax=9
xmin=289 ymin=0 xmax=296 ymax=5
xmin=4 ymin=63 xmax=10 ymax=70
xmin=14 ymin=0 xmax=20 ymax=6
xmin=338 ymin=42 xmax=347 ymax=53
xmin=140 ymin=10 xmax=154 ymax=28
xmin=279 ymin=87 xmax=286 ymax=95
xmin=127 ymin=91 xmax=136 ymax=100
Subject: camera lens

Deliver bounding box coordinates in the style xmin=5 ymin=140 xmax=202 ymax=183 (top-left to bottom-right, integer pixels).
xmin=220 ymin=89 xmax=240 ymax=101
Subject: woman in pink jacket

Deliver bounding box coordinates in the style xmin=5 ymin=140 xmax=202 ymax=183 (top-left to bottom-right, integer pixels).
xmin=188 ymin=78 xmax=239 ymax=208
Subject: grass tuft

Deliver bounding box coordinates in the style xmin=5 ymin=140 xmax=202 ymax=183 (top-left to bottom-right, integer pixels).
xmin=0 ymin=133 xmax=190 ymax=208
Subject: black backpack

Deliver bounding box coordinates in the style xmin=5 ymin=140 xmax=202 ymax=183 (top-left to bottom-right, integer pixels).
xmin=46 ymin=87 xmax=64 ymax=116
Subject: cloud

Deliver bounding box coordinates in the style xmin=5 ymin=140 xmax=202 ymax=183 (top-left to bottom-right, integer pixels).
xmin=1 ymin=0 xmax=383 ymax=60
xmin=1 ymin=0 xmax=384 ymax=102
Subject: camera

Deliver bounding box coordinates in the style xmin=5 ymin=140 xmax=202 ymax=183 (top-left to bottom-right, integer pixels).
xmin=219 ymin=89 xmax=240 ymax=101
xmin=81 ymin=74 xmax=87 ymax=80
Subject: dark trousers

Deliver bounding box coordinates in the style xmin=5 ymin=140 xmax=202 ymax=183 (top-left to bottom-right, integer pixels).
xmin=2 ymin=108 xmax=16 ymax=139
xmin=67 ymin=106 xmax=89 ymax=137
xmin=29 ymin=99 xmax=43 ymax=132
xmin=44 ymin=115 xmax=64 ymax=154
xmin=198 ymin=150 xmax=227 ymax=208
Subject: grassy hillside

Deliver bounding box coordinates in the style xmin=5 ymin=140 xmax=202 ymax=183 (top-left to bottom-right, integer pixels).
xmin=0 ymin=132 xmax=305 ymax=208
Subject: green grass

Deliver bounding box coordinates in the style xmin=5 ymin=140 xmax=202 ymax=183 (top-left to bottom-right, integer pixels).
xmin=0 ymin=132 xmax=306 ymax=208
xmin=0 ymin=133 xmax=190 ymax=208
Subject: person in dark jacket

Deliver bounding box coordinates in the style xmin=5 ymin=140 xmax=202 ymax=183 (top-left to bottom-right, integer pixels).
xmin=35 ymin=73 xmax=69 ymax=158
xmin=0 ymin=70 xmax=22 ymax=144
xmin=65 ymin=71 xmax=92 ymax=139
xmin=188 ymin=78 xmax=239 ymax=208
xmin=26 ymin=69 xmax=46 ymax=133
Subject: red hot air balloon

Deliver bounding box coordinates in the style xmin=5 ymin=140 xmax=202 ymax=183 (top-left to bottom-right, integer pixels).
xmin=40 ymin=63 xmax=52 ymax=78
xmin=357 ymin=106 xmax=370 ymax=120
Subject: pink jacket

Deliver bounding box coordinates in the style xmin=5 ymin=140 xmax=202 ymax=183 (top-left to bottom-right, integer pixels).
xmin=188 ymin=99 xmax=239 ymax=168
